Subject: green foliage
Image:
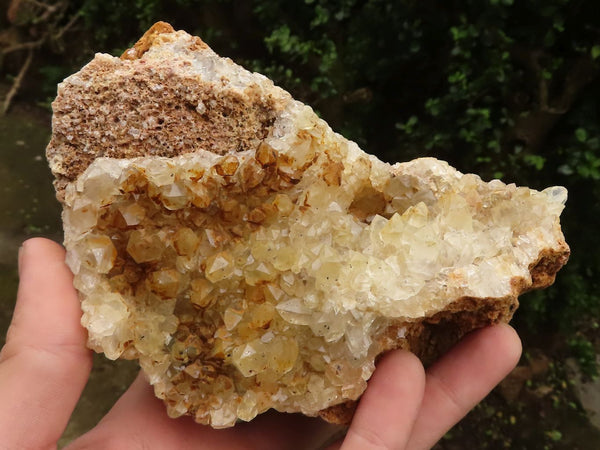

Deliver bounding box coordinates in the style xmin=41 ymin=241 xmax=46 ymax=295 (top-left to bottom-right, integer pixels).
xmin=569 ymin=335 xmax=599 ymax=378
xmin=78 ymin=0 xmax=164 ymax=50
xmin=36 ymin=64 xmax=73 ymax=110
xmin=545 ymin=430 xmax=563 ymax=442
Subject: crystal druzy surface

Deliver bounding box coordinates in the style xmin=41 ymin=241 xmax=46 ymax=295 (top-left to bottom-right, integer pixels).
xmin=48 ymin=23 xmax=569 ymax=427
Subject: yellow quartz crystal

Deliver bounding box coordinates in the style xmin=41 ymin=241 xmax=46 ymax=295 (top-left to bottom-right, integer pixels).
xmin=48 ymin=23 xmax=569 ymax=428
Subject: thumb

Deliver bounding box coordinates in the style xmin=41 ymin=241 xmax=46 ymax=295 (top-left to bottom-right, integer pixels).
xmin=0 ymin=238 xmax=92 ymax=449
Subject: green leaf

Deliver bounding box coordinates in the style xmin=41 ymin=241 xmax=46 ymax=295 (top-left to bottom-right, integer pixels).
xmin=396 ymin=115 xmax=419 ymax=134
xmin=592 ymin=45 xmax=600 ymax=60
xmin=523 ymin=154 xmax=546 ymax=170
xmin=575 ymin=128 xmax=588 ymax=142
xmin=448 ymin=71 xmax=466 ymax=84
xmin=311 ymin=5 xmax=330 ymax=28
xmin=487 ymin=140 xmax=500 ymax=151
xmin=545 ymin=420 xmax=563 ymax=434
xmin=425 ymin=98 xmax=442 ymax=116
xmin=553 ymin=18 xmax=565 ymax=33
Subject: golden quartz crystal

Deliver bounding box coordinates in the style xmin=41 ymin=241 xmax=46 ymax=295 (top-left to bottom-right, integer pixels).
xmin=46 ymin=23 xmax=569 ymax=427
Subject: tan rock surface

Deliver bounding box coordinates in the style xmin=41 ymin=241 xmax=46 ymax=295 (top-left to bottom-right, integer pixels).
xmin=47 ymin=22 xmax=569 ymax=427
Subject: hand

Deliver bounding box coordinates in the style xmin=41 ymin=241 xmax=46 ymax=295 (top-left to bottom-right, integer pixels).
xmin=0 ymin=238 xmax=521 ymax=450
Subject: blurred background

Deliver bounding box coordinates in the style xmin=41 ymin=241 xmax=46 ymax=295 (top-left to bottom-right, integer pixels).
xmin=1 ymin=0 xmax=599 ymax=447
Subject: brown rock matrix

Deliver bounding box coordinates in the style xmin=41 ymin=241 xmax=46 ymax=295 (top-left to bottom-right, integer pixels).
xmin=46 ymin=22 xmax=569 ymax=427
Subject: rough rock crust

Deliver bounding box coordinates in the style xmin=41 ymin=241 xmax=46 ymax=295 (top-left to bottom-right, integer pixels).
xmin=47 ymin=22 xmax=570 ymax=427
xmin=47 ymin=22 xmax=284 ymax=202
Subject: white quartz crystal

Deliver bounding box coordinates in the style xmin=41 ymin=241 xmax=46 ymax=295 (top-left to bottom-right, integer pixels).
xmin=52 ymin=23 xmax=569 ymax=428
xmin=63 ymin=113 xmax=567 ymax=425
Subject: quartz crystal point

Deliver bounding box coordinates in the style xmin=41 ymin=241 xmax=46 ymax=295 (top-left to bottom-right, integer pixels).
xmin=46 ymin=22 xmax=569 ymax=428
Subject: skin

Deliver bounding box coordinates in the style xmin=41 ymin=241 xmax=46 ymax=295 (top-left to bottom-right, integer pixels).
xmin=0 ymin=238 xmax=522 ymax=450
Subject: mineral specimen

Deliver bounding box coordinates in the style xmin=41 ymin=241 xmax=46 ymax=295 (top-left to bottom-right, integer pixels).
xmin=46 ymin=22 xmax=569 ymax=428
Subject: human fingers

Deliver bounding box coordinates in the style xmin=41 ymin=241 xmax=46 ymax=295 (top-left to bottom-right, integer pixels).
xmin=327 ymin=350 xmax=425 ymax=450
xmin=69 ymin=372 xmax=340 ymax=450
xmin=0 ymin=238 xmax=93 ymax=449
xmin=68 ymin=373 xmax=217 ymax=449
xmin=406 ymin=323 xmax=522 ymax=450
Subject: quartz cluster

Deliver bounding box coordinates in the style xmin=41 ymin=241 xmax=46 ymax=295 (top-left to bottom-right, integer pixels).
xmin=47 ymin=23 xmax=569 ymax=427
